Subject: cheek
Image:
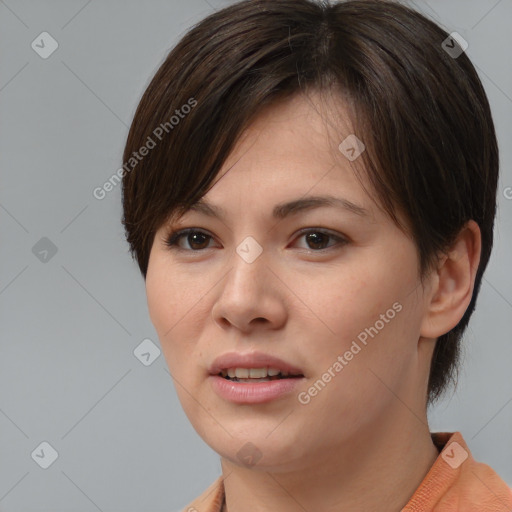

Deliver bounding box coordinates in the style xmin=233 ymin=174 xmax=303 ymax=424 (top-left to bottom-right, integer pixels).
xmin=302 ymin=246 xmax=421 ymax=369
xmin=145 ymin=256 xmax=211 ymax=374
xmin=146 ymin=256 xmax=200 ymax=330
xmin=146 ymin=260 xmax=173 ymax=332
xmin=145 ymin=258 xmax=189 ymax=366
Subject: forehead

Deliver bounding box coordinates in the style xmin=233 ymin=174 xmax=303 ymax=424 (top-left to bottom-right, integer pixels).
xmin=203 ymin=91 xmax=375 ymax=212
xmin=227 ymin=90 xmax=358 ymax=160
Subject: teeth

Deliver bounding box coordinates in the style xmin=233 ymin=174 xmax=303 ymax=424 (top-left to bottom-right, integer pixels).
xmin=249 ymin=368 xmax=266 ymax=378
xmin=221 ymin=367 xmax=288 ymax=378
xmin=235 ymin=368 xmax=250 ymax=378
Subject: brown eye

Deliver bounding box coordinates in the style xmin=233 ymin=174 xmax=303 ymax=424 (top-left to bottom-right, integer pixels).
xmin=164 ymin=227 xmax=348 ymax=253
xmin=293 ymin=229 xmax=348 ymax=251
xmin=304 ymin=232 xmax=330 ymax=250
xmin=165 ymin=229 xmax=214 ymax=251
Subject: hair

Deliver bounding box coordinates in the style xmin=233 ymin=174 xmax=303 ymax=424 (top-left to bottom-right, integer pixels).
xmin=121 ymin=0 xmax=499 ymax=407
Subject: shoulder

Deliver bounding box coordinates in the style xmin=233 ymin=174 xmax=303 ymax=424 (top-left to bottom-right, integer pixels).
xmin=179 ymin=476 xmax=225 ymax=512
xmin=403 ymin=431 xmax=512 ymax=512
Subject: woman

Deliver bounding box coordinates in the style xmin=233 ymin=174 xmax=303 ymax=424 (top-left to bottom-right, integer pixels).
xmin=121 ymin=0 xmax=512 ymax=510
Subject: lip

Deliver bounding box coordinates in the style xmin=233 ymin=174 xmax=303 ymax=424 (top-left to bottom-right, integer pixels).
xmin=208 ymin=351 xmax=305 ymax=377
xmin=209 ymin=374 xmax=304 ymax=404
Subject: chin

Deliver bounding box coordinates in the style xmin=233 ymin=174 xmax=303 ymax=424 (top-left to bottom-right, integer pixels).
xmin=201 ymin=422 xmax=306 ymax=469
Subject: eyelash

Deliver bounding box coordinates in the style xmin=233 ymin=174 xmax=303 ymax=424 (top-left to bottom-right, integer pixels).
xmin=163 ymin=228 xmax=348 ymax=253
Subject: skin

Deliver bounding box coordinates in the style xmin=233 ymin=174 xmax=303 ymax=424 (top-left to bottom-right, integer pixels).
xmin=146 ymin=91 xmax=481 ymax=512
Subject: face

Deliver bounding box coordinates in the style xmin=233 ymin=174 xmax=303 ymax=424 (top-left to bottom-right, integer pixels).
xmin=146 ymin=91 xmax=435 ymax=471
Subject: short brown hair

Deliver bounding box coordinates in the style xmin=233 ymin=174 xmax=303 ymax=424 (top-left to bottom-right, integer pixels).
xmin=121 ymin=0 xmax=499 ymax=407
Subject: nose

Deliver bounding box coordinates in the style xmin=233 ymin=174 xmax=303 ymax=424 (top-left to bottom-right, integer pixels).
xmin=211 ymin=245 xmax=287 ymax=334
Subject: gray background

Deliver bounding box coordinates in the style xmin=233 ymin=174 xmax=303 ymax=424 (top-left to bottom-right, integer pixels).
xmin=1 ymin=0 xmax=511 ymax=510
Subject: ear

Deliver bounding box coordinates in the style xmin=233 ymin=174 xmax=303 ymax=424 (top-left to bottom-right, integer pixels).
xmin=420 ymin=220 xmax=482 ymax=339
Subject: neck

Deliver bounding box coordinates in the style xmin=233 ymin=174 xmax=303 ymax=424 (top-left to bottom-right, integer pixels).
xmin=220 ymin=410 xmax=439 ymax=512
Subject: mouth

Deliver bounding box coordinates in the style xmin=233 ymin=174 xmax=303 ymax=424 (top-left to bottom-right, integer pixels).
xmin=209 ymin=361 xmax=306 ymax=403
xmin=218 ymin=367 xmax=304 ymax=383
xmin=209 ymin=351 xmax=305 ymax=381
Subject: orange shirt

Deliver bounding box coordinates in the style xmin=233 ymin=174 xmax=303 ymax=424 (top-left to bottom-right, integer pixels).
xmin=181 ymin=432 xmax=512 ymax=512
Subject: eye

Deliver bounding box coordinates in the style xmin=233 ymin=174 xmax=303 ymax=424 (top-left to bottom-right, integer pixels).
xmin=293 ymin=228 xmax=348 ymax=251
xmin=163 ymin=228 xmax=348 ymax=252
xmin=164 ymin=229 xmax=216 ymax=251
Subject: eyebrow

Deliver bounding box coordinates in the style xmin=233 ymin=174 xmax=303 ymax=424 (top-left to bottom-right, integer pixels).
xmin=186 ymin=194 xmax=370 ymax=220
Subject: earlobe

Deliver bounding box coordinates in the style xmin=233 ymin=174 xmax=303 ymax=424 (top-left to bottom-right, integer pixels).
xmin=420 ymin=220 xmax=482 ymax=339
